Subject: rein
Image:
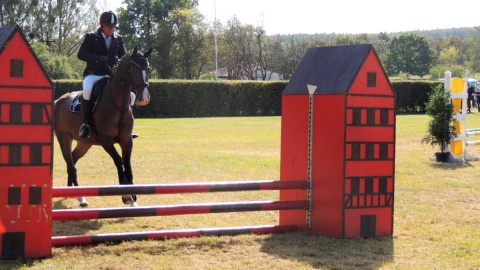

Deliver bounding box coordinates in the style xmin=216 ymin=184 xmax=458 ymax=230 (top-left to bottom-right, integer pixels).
xmin=108 ymin=56 xmax=149 ymax=112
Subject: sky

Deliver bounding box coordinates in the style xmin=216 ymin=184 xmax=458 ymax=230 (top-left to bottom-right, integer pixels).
xmin=108 ymin=0 xmax=480 ymax=35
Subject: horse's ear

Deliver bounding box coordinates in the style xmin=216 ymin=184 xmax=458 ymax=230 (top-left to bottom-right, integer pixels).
xmin=144 ymin=47 xmax=153 ymax=58
xmin=132 ymin=46 xmax=138 ymax=55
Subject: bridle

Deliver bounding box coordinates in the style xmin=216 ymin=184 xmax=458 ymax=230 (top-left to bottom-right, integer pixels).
xmin=124 ymin=58 xmax=150 ymax=90
xmin=109 ymin=54 xmax=150 ymax=112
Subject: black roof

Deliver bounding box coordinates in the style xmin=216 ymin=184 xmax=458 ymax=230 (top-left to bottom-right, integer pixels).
xmin=283 ymin=44 xmax=373 ymax=95
xmin=0 ymin=24 xmax=53 ymax=86
xmin=0 ymin=24 xmax=19 ymax=55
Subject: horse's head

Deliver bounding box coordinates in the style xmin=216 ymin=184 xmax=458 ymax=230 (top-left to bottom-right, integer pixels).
xmin=119 ymin=46 xmax=153 ymax=106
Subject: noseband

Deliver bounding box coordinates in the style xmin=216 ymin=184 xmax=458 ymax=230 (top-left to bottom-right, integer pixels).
xmin=125 ymin=59 xmax=150 ymax=90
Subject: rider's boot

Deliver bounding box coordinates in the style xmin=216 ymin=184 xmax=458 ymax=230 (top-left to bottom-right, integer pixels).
xmin=79 ymin=96 xmax=93 ymax=138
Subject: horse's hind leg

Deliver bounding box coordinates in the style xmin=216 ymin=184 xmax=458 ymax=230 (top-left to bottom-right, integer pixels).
xmin=55 ymin=132 xmax=77 ymax=186
xmin=56 ymin=132 xmax=88 ymax=207
xmin=72 ymin=141 xmax=92 ymax=207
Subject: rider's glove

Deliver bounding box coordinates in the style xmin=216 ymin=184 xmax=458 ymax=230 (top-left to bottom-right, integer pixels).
xmin=98 ymin=56 xmax=108 ymax=63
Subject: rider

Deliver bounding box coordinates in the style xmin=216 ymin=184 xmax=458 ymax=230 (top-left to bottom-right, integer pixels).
xmin=77 ymin=11 xmax=136 ymax=138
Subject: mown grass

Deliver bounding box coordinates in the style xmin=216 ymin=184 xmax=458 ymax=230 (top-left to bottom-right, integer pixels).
xmin=3 ymin=114 xmax=480 ymax=269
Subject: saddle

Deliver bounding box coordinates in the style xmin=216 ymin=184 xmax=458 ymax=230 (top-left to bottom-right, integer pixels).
xmin=70 ymin=77 xmax=109 ymax=113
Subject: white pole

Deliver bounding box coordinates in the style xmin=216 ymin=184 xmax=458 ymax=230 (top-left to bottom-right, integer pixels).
xmin=444 ymin=71 xmax=452 ymax=92
xmin=214 ymin=0 xmax=218 ymax=80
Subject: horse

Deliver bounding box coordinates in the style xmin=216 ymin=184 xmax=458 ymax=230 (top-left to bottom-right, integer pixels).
xmin=54 ymin=46 xmax=152 ymax=207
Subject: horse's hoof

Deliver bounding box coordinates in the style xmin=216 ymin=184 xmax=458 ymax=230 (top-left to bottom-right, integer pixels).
xmin=122 ymin=195 xmax=135 ymax=205
xmin=130 ymin=202 xmax=138 ymax=207
xmin=78 ymin=197 xmax=89 ymax=208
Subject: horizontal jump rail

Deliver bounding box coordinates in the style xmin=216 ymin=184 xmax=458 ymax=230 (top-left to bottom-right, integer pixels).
xmin=466 ymin=131 xmax=480 ymax=137
xmin=52 ymin=180 xmax=309 ymax=198
xmin=52 ymin=225 xmax=298 ymax=247
xmin=52 ymin=200 xmax=308 ymax=221
xmin=466 ymin=141 xmax=480 ymax=146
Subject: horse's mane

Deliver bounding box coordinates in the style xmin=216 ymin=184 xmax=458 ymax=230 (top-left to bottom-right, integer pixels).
xmin=113 ymin=50 xmax=146 ymax=74
xmin=112 ymin=51 xmax=132 ymax=73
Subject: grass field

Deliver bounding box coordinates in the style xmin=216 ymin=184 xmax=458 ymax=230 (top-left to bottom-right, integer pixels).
xmin=3 ymin=114 xmax=480 ymax=269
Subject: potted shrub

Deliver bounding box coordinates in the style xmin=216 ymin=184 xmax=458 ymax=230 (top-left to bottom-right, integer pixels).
xmin=422 ymin=84 xmax=457 ymax=162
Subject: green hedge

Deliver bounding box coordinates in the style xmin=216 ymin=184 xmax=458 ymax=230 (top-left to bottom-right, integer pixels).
xmin=393 ymin=81 xmax=440 ymax=113
xmin=53 ymin=80 xmax=440 ymax=117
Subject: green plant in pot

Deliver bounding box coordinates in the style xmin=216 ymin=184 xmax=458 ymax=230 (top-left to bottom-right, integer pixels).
xmin=422 ymin=84 xmax=457 ymax=162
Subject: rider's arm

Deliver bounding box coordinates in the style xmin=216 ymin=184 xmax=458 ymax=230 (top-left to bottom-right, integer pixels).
xmin=77 ymin=34 xmax=105 ymax=63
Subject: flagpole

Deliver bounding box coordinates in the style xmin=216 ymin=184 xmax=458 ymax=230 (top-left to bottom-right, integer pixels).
xmin=214 ymin=0 xmax=218 ymax=80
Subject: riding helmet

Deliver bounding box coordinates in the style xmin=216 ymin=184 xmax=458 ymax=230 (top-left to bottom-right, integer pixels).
xmin=100 ymin=11 xmax=118 ymax=27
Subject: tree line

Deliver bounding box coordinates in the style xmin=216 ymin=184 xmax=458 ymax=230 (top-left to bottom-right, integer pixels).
xmin=2 ymin=0 xmax=480 ymax=80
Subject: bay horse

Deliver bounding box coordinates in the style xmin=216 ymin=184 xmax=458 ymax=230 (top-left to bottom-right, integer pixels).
xmin=54 ymin=46 xmax=152 ymax=207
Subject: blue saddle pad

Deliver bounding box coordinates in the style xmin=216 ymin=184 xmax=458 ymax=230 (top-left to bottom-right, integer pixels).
xmin=69 ymin=77 xmax=109 ymax=113
xmin=70 ymin=95 xmax=82 ymax=113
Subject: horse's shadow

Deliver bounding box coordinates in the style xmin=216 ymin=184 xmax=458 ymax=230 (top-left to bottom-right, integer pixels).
xmin=258 ymin=232 xmax=394 ymax=269
xmin=52 ymin=199 xmax=103 ymax=236
xmin=94 ymin=231 xmax=393 ymax=269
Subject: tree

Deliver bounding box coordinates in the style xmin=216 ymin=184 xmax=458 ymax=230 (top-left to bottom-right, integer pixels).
xmin=169 ymin=8 xmax=209 ymax=79
xmin=467 ymin=26 xmax=480 ymax=74
xmin=372 ymin=32 xmax=389 ymax=57
xmin=383 ymin=33 xmax=434 ymax=76
xmin=222 ymin=17 xmax=276 ymax=80
xmin=422 ymin=84 xmax=456 ymax=158
xmin=0 ymin=0 xmax=33 ymax=27
xmin=118 ymin=0 xmax=198 ymax=79
xmin=31 ymin=42 xmax=77 ymax=79
xmin=438 ymin=46 xmax=460 ymax=66
xmin=271 ymin=36 xmax=310 ymax=80
xmin=24 ymin=0 xmax=98 ymax=56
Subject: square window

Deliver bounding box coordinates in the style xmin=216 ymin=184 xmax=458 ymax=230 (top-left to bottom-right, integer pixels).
xmin=31 ymin=104 xmax=44 ymax=124
xmin=360 ymin=215 xmax=376 ymax=237
xmin=8 ymin=187 xmax=21 ymax=205
xmin=351 ymin=177 xmax=360 ymax=194
xmin=353 ymin=108 xmax=362 ymax=125
xmin=366 ymin=143 xmax=375 ymax=159
xmin=29 ymin=186 xmax=42 ymax=205
xmin=10 ymin=104 xmax=22 ymax=124
xmin=380 ymin=143 xmax=389 ymax=159
xmin=379 ymin=178 xmax=388 ymax=194
xmin=380 ymin=109 xmax=389 ymax=125
xmin=2 ymin=232 xmax=25 ymax=259
xmin=365 ymin=178 xmax=374 ymax=194
xmin=352 ymin=143 xmax=361 ymax=160
xmin=367 ymin=72 xmax=376 ymax=87
xmin=10 ymin=59 xmax=24 ymax=78
xmin=9 ymin=145 xmax=21 ymax=164
xmin=367 ymin=109 xmax=376 ymax=125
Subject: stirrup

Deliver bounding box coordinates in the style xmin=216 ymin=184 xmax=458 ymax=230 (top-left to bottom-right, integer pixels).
xmin=79 ymin=123 xmax=91 ymax=138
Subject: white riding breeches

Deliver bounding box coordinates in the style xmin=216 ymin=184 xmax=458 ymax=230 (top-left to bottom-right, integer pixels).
xmin=82 ymin=75 xmax=136 ymax=106
xmin=82 ymin=75 xmax=104 ymax=100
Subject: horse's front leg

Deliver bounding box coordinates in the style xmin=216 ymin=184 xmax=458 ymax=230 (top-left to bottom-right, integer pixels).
xmin=121 ymin=138 xmax=133 ymax=184
xmin=100 ymin=137 xmax=135 ymax=206
xmin=120 ymin=138 xmax=137 ymax=206
xmin=100 ymin=139 xmax=128 ymax=185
